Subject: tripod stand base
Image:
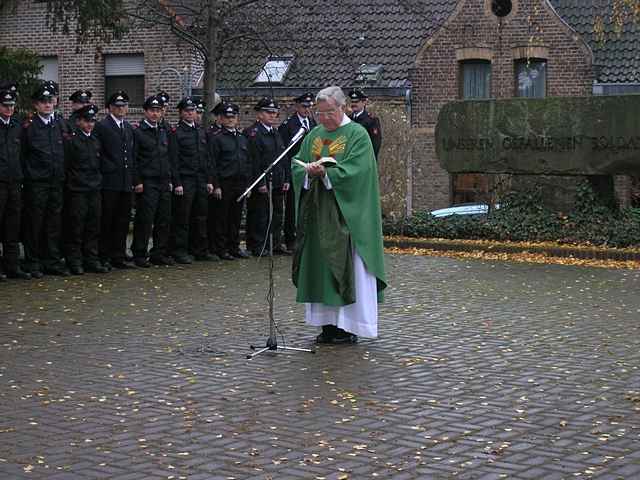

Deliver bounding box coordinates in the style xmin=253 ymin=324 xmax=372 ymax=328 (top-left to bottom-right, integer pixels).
xmin=247 ymin=337 xmax=315 ymax=359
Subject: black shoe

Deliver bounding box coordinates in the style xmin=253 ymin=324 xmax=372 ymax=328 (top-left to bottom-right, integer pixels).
xmin=150 ymin=255 xmax=175 ymax=266
xmin=173 ymin=255 xmax=193 ymax=264
xmin=0 ymin=272 xmax=6 ymax=282
xmin=195 ymin=253 xmax=219 ymax=261
xmin=134 ymin=258 xmax=151 ymax=268
xmin=331 ymin=334 xmax=358 ymax=344
xmin=31 ymin=270 xmax=44 ymax=279
xmin=68 ymin=265 xmax=84 ymax=275
xmin=219 ymin=252 xmax=235 ymax=260
xmin=102 ymin=261 xmax=113 ymax=272
xmin=44 ymin=266 xmax=70 ymax=276
xmin=112 ymin=260 xmax=135 ymax=269
xmin=231 ymin=249 xmax=250 ymax=259
xmin=6 ymin=269 xmax=31 ymax=280
xmin=85 ymin=263 xmax=108 ymax=274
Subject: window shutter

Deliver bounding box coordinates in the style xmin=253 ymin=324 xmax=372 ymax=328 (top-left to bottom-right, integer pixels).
xmin=105 ymin=55 xmax=144 ymax=76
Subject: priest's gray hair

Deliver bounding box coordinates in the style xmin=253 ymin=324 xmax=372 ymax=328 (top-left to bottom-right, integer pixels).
xmin=316 ymin=86 xmax=346 ymax=107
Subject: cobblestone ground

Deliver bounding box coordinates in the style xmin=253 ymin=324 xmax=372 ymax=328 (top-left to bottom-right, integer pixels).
xmin=1 ymin=254 xmax=640 ymax=479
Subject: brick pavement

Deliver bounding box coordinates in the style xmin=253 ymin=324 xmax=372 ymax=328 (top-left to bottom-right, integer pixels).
xmin=1 ymin=255 xmax=640 ymax=479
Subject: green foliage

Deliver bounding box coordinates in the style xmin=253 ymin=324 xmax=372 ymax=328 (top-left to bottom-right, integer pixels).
xmin=384 ymin=180 xmax=640 ymax=248
xmin=0 ymin=47 xmax=42 ymax=113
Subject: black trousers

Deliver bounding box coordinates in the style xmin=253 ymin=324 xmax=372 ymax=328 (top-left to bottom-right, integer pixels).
xmin=171 ymin=177 xmax=208 ymax=258
xmin=210 ymin=177 xmax=246 ymax=255
xmin=100 ymin=190 xmax=132 ymax=263
xmin=22 ymin=181 xmax=64 ymax=272
xmin=132 ymin=180 xmax=171 ymax=259
xmin=0 ymin=182 xmax=22 ymax=273
xmin=246 ymin=188 xmax=285 ymax=253
xmin=64 ymin=190 xmax=101 ymax=267
xmin=284 ymin=185 xmax=296 ymax=249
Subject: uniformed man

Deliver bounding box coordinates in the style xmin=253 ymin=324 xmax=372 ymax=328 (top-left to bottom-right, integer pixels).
xmin=131 ymin=95 xmax=173 ymax=267
xmin=20 ymin=83 xmax=68 ymax=277
xmin=208 ymin=100 xmax=224 ymax=136
xmin=63 ymin=104 xmax=107 ymax=275
xmin=0 ymin=87 xmax=30 ymax=280
xmin=68 ymin=89 xmax=93 ymax=126
xmin=243 ymin=97 xmax=290 ymax=256
xmin=169 ymin=97 xmax=214 ymax=263
xmin=94 ymin=90 xmax=136 ymax=270
xmin=194 ymin=100 xmax=205 ymax=125
xmin=42 ymin=80 xmax=66 ymax=130
xmin=278 ymin=92 xmax=317 ymax=252
xmin=348 ymin=89 xmax=382 ymax=159
xmin=209 ymin=102 xmax=251 ymax=260
xmin=157 ymin=90 xmax=171 ymax=130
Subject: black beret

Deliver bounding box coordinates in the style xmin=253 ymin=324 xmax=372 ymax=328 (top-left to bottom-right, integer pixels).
xmin=220 ymin=102 xmax=239 ymax=117
xmin=75 ymin=104 xmax=99 ymax=121
xmin=348 ymin=89 xmax=367 ymax=101
xmin=0 ymin=89 xmax=17 ymax=106
xmin=32 ymin=83 xmax=56 ymax=101
xmin=106 ymin=90 xmax=130 ymax=107
xmin=143 ymin=95 xmax=164 ymax=110
xmin=294 ymin=92 xmax=314 ymax=106
xmin=177 ymin=96 xmax=196 ymax=111
xmin=69 ymin=89 xmax=93 ymax=103
xmin=254 ymin=96 xmax=279 ymax=112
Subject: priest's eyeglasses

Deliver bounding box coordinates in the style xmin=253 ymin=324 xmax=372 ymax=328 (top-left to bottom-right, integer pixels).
xmin=313 ymin=108 xmax=339 ymax=117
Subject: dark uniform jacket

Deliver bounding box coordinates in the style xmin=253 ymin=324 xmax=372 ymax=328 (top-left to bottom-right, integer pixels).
xmin=278 ymin=114 xmax=316 ymax=159
xmin=243 ymin=122 xmax=288 ymax=190
xmin=209 ymin=128 xmax=251 ymax=189
xmin=21 ymin=115 xmax=65 ymax=182
xmin=350 ymin=109 xmax=382 ymax=158
xmin=133 ymin=120 xmax=171 ymax=184
xmin=0 ymin=116 xmax=23 ymax=183
xmin=94 ymin=115 xmax=136 ymax=191
xmin=168 ymin=121 xmax=211 ymax=186
xmin=64 ymin=129 xmax=102 ymax=191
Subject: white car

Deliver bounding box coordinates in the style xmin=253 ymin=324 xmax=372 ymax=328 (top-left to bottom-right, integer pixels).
xmin=430 ymin=203 xmax=499 ymax=218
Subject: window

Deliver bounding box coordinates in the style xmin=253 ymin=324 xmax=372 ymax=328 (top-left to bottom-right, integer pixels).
xmin=460 ymin=60 xmax=491 ymax=99
xmin=516 ymin=59 xmax=546 ymax=98
xmin=105 ymin=54 xmax=145 ymax=107
xmin=38 ymin=56 xmax=58 ymax=83
xmin=355 ymin=64 xmax=383 ymax=85
xmin=254 ymin=57 xmax=292 ymax=84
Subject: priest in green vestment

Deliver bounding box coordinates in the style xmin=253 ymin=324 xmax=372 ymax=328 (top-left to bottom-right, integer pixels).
xmin=291 ymin=86 xmax=386 ymax=344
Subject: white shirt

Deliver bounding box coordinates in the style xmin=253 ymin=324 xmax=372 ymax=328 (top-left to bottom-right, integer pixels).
xmin=38 ymin=114 xmax=53 ymax=125
xmin=297 ymin=114 xmax=310 ymax=130
xmin=0 ymin=116 xmax=10 ymax=126
xmin=144 ymin=119 xmax=158 ymax=129
xmin=110 ymin=114 xmax=123 ymax=128
xmin=182 ymin=120 xmax=196 ymax=128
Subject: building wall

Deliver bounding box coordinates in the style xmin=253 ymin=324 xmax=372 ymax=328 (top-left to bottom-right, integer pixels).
xmin=0 ymin=0 xmax=191 ymax=122
xmin=410 ymin=0 xmax=594 ymax=212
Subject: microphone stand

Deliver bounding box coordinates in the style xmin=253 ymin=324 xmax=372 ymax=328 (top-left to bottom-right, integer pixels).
xmin=237 ymin=128 xmax=315 ymax=359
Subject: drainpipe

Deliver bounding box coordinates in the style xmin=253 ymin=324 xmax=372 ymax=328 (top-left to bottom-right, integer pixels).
xmin=404 ymin=85 xmax=413 ymax=218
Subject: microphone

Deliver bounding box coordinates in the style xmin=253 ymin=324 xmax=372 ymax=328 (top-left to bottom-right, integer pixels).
xmin=289 ymin=127 xmax=306 ymax=145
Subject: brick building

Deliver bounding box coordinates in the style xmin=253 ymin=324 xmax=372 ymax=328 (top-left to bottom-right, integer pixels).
xmin=1 ymin=0 xmax=638 ymax=215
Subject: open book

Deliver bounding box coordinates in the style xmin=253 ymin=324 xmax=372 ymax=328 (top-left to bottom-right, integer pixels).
xmin=294 ymin=157 xmax=337 ymax=168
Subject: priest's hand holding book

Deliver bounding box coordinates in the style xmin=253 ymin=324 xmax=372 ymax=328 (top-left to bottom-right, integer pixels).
xmin=295 ymin=157 xmax=337 ymax=177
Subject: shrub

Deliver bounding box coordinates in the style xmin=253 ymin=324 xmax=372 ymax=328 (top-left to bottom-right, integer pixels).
xmin=384 ymin=180 xmax=640 ymax=248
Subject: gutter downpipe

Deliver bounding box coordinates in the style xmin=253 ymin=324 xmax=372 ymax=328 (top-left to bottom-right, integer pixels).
xmin=405 ymin=85 xmax=413 ymax=218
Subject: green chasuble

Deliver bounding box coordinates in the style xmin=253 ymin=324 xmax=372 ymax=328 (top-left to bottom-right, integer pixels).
xmin=291 ymin=120 xmax=386 ymax=306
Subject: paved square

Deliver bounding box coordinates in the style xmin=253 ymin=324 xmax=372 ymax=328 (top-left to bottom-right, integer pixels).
xmin=1 ymin=254 xmax=640 ymax=479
